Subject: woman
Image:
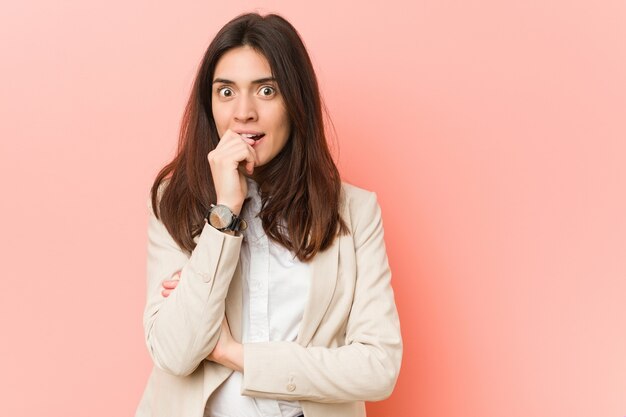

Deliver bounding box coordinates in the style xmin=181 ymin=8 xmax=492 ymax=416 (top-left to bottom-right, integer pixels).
xmin=135 ymin=12 xmax=402 ymax=417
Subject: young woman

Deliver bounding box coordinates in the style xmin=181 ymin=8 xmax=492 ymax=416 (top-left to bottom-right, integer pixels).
xmin=135 ymin=12 xmax=402 ymax=417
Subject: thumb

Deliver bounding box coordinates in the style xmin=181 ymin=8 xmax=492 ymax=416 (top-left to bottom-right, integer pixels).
xmin=245 ymin=160 xmax=255 ymax=175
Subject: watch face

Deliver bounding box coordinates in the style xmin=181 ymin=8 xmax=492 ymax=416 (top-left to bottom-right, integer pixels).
xmin=209 ymin=205 xmax=233 ymax=229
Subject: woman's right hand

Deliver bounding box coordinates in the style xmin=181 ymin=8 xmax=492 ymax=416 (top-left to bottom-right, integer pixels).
xmin=207 ymin=129 xmax=258 ymax=215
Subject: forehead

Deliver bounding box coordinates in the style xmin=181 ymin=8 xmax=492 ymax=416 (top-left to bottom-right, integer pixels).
xmin=213 ymin=46 xmax=272 ymax=82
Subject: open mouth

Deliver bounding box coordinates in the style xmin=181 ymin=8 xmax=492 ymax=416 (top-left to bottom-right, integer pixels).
xmin=240 ymin=133 xmax=265 ymax=141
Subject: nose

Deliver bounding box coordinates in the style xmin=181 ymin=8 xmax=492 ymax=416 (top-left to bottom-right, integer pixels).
xmin=233 ymin=95 xmax=257 ymax=123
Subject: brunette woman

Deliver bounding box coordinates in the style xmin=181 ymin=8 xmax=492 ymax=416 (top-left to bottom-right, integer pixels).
xmin=136 ymin=12 xmax=402 ymax=417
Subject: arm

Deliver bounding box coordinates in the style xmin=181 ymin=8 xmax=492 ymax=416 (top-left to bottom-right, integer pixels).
xmin=240 ymin=191 xmax=403 ymax=402
xmin=144 ymin=128 xmax=258 ymax=376
xmin=143 ymin=197 xmax=243 ymax=377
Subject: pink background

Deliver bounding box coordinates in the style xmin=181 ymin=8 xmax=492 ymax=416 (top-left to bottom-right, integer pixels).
xmin=1 ymin=0 xmax=626 ymax=416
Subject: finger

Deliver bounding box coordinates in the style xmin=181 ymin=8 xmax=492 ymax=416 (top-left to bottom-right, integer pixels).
xmin=221 ymin=146 xmax=258 ymax=175
xmin=219 ymin=129 xmax=246 ymax=146
xmin=245 ymin=159 xmax=255 ymax=174
xmin=241 ymin=136 xmax=256 ymax=146
xmin=241 ymin=143 xmax=258 ymax=169
xmin=217 ymin=131 xmax=256 ymax=156
xmin=239 ymin=137 xmax=258 ymax=173
xmin=212 ymin=141 xmax=257 ymax=170
xmin=162 ymin=280 xmax=179 ymax=289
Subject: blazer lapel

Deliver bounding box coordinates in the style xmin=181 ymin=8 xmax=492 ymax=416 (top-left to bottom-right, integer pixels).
xmin=225 ymin=263 xmax=243 ymax=342
xmin=296 ymin=241 xmax=339 ymax=346
xmin=224 ymin=241 xmax=340 ymax=346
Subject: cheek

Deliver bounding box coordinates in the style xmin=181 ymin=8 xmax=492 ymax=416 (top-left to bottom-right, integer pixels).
xmin=280 ymin=115 xmax=291 ymax=142
xmin=268 ymin=106 xmax=290 ymax=137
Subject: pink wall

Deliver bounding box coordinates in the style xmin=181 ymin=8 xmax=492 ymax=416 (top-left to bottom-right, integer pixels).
xmin=1 ymin=1 xmax=625 ymax=416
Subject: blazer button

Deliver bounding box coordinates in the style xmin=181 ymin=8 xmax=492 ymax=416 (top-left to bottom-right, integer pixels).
xmin=286 ymin=383 xmax=296 ymax=392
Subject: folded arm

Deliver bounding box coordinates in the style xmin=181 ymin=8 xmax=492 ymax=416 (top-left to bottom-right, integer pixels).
xmin=240 ymin=191 xmax=403 ymax=402
xmin=143 ymin=200 xmax=243 ymax=377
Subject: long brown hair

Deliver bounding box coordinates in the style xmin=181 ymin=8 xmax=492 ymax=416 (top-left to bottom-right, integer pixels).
xmin=151 ymin=13 xmax=347 ymax=261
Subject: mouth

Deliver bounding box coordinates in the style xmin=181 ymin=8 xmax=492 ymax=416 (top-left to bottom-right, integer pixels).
xmin=238 ymin=132 xmax=266 ymax=141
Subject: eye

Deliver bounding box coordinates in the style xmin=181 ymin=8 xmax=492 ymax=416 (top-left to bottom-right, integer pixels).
xmin=258 ymin=86 xmax=276 ymax=97
xmin=217 ymin=87 xmax=234 ymax=98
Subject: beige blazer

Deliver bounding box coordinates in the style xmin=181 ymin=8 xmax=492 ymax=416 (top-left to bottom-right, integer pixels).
xmin=135 ymin=183 xmax=402 ymax=417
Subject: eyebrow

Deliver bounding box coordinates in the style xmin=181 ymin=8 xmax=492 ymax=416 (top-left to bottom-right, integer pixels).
xmin=212 ymin=77 xmax=277 ymax=85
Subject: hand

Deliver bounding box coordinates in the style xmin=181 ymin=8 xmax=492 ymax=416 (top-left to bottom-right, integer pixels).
xmin=161 ymin=271 xmax=181 ymax=298
xmin=207 ymin=129 xmax=259 ymax=215
xmin=207 ymin=318 xmax=244 ymax=372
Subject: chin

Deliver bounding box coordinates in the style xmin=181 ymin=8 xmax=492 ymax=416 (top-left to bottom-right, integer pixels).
xmin=255 ymin=152 xmax=273 ymax=167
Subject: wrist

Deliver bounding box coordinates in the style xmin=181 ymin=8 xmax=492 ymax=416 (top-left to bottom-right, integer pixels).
xmin=212 ymin=341 xmax=243 ymax=372
xmin=230 ymin=342 xmax=244 ymax=372
xmin=206 ymin=203 xmax=247 ymax=233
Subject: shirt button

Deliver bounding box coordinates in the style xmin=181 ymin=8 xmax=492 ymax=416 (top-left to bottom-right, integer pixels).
xmin=286 ymin=383 xmax=296 ymax=392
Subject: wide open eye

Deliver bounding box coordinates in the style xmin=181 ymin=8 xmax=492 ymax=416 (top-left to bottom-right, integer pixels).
xmin=217 ymin=87 xmax=234 ymax=98
xmin=258 ymin=86 xmax=276 ymax=97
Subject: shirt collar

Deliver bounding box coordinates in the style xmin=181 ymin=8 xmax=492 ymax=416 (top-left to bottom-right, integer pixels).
xmin=245 ymin=177 xmax=261 ymax=201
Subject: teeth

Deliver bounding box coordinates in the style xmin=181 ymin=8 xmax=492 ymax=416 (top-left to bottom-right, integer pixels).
xmin=242 ymin=133 xmax=260 ymax=138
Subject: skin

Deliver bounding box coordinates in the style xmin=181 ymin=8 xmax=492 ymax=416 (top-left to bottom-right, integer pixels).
xmin=160 ymin=45 xmax=291 ymax=373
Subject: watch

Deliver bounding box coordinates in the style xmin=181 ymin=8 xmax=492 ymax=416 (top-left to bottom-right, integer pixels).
xmin=205 ymin=204 xmax=248 ymax=232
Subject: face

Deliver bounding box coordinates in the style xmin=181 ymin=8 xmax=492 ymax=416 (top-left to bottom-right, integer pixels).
xmin=211 ymin=45 xmax=291 ymax=167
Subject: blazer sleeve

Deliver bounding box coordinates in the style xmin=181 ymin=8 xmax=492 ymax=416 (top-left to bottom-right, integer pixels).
xmin=143 ymin=195 xmax=243 ymax=377
xmin=241 ymin=191 xmax=402 ymax=402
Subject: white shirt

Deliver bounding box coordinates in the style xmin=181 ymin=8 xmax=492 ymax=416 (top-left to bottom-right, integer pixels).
xmin=205 ymin=178 xmax=311 ymax=417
